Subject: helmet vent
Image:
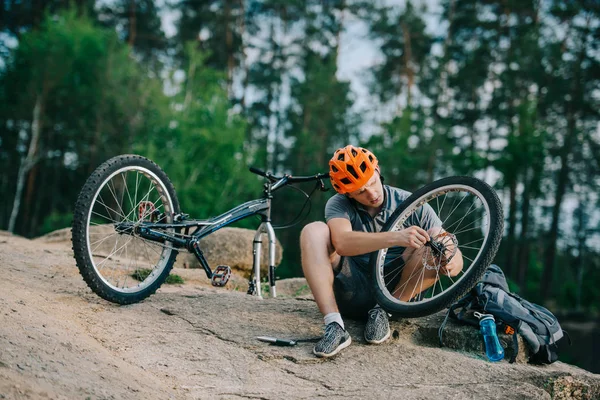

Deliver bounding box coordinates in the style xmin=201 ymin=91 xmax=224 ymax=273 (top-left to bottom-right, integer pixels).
xmin=337 ymin=153 xmax=345 ymax=161
xmin=331 ymin=165 xmax=339 ymax=172
xmin=341 ymin=178 xmax=352 ymax=185
xmin=359 ymin=162 xmax=367 ymax=173
xmin=346 ymin=165 xmax=358 ymax=179
xmin=368 ymin=155 xmax=374 ymax=162
xmin=351 ymin=149 xmax=358 ymax=157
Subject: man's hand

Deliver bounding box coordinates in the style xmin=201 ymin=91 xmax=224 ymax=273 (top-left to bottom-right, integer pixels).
xmin=397 ymin=226 xmax=430 ymax=249
xmin=435 ymin=232 xmax=463 ymax=277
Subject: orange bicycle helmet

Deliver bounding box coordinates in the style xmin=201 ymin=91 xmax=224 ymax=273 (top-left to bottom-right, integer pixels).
xmin=329 ymin=145 xmax=379 ymax=194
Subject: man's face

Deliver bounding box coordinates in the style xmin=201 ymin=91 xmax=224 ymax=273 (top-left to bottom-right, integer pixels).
xmin=347 ymin=170 xmax=384 ymax=208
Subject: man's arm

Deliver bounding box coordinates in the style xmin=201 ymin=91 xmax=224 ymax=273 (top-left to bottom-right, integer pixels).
xmin=327 ymin=218 xmax=430 ymax=256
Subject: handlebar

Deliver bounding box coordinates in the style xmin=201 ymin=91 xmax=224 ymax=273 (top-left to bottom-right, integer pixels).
xmin=249 ymin=166 xmax=330 ymax=184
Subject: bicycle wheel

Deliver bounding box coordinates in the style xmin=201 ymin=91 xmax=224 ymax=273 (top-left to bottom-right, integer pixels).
xmin=371 ymin=176 xmax=503 ymax=318
xmin=72 ymin=155 xmax=180 ymax=304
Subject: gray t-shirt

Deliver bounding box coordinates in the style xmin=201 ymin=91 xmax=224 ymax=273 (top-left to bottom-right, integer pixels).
xmin=325 ymin=185 xmax=442 ymax=271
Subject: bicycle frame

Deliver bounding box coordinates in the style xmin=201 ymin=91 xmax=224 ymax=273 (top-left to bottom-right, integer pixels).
xmin=117 ymin=170 xmax=328 ymax=298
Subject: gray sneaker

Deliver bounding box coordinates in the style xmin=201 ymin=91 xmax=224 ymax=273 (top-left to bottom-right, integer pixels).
xmin=313 ymin=322 xmax=352 ymax=358
xmin=364 ymin=307 xmax=391 ymax=344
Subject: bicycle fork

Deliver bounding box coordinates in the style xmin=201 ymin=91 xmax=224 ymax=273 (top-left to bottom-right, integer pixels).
xmin=249 ymin=222 xmax=277 ymax=299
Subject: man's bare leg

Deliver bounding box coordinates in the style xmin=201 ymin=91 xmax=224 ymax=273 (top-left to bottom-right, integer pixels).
xmin=393 ymin=227 xmax=460 ymax=301
xmin=300 ymin=221 xmax=340 ymax=315
xmin=394 ymin=246 xmax=439 ymax=302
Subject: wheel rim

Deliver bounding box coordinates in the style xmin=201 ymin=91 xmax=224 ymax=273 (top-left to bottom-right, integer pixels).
xmin=375 ymin=183 xmax=493 ymax=306
xmin=85 ymin=166 xmax=175 ymax=294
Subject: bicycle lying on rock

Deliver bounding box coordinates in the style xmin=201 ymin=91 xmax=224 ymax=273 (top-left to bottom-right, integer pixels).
xmin=72 ymin=154 xmax=503 ymax=318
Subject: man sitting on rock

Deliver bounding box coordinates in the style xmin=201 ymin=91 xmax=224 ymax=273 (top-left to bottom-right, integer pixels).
xmin=300 ymin=145 xmax=464 ymax=358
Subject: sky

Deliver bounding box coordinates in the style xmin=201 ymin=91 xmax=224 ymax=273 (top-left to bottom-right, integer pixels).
xmin=157 ymin=0 xmax=446 ymax=133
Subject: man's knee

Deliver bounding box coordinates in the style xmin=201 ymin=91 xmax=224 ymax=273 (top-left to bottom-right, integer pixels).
xmin=300 ymin=221 xmax=330 ymax=246
xmin=300 ymin=221 xmax=337 ymax=262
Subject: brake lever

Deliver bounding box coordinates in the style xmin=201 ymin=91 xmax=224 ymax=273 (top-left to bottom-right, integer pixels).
xmin=317 ymin=178 xmax=329 ymax=192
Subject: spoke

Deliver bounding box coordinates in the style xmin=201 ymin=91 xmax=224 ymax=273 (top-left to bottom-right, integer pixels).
xmin=461 ymin=253 xmax=476 ymax=264
xmin=91 ymin=208 xmax=123 ymax=224
xmin=134 ymin=235 xmax=172 ymax=256
xmin=121 ymin=236 xmax=130 ymax=289
xmin=441 ymin=192 xmax=468 ymax=227
xmin=442 ymin=202 xmax=486 ymax=235
xmin=446 ymin=273 xmax=457 ymax=285
xmin=418 ymin=259 xmax=426 ymax=300
xmin=407 ymin=266 xmax=425 ymax=301
xmin=391 ymin=264 xmax=422 ymax=299
xmin=383 ymin=264 xmax=404 ymax=286
xmin=90 ymin=231 xmax=120 ymax=253
xmin=121 ymin=172 xmax=136 ymax=222
xmin=94 ymin=235 xmax=134 ymax=270
xmin=448 ymin=216 xmax=484 ymax=236
xmin=96 ymin=194 xmax=127 ymax=222
xmin=458 ymin=245 xmax=486 ymax=251
xmin=391 ymin=256 xmax=425 ymax=299
xmin=436 ymin=267 xmax=444 ymax=294
xmin=442 ymin=200 xmax=479 ymax=233
xmin=382 ymin=254 xmax=406 ymax=280
xmin=459 ymin=237 xmax=485 ymax=247
xmin=134 ymin=171 xmax=141 ymax=223
xmin=139 ymin=236 xmax=156 ymax=267
xmin=137 ymin=235 xmax=164 ymax=259
xmin=124 ymin=185 xmax=159 ymax=223
xmin=111 ymin=236 xmax=128 ymax=287
xmin=453 ymin=224 xmax=489 ymax=237
xmin=107 ymin=178 xmax=127 ymax=223
xmin=437 ymin=192 xmax=449 ymax=218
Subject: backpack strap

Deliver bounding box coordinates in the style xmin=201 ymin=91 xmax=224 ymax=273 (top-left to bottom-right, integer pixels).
xmin=509 ymin=332 xmax=518 ymax=363
xmin=438 ymin=296 xmax=478 ymax=347
xmin=439 ymin=304 xmax=458 ymax=347
xmin=564 ymin=330 xmax=572 ymax=346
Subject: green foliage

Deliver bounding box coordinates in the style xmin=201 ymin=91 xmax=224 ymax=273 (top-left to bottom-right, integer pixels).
xmin=0 ymin=7 xmax=149 ymax=235
xmin=39 ymin=212 xmax=72 ymax=236
xmin=131 ymin=269 xmax=185 ymax=285
xmin=135 ymin=43 xmax=254 ymax=221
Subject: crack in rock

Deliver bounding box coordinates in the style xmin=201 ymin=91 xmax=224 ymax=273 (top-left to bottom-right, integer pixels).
xmin=217 ymin=393 xmax=270 ymax=400
xmin=157 ymin=307 xmax=238 ymax=344
xmin=282 ymin=368 xmax=335 ymax=391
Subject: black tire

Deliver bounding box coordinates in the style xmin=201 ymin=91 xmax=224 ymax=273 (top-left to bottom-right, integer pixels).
xmin=72 ymin=155 xmax=180 ymax=304
xmin=371 ymin=176 xmax=503 ymax=318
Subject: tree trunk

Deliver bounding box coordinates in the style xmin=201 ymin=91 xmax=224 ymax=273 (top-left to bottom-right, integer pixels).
xmin=89 ymin=103 xmax=103 ymax=174
xmin=239 ymin=0 xmax=248 ymax=109
xmin=516 ymin=168 xmax=532 ymax=291
xmin=128 ymin=0 xmax=137 ymax=47
xmin=541 ymin=29 xmax=586 ymax=299
xmin=23 ymin=162 xmax=39 ymax=235
xmin=28 ymin=162 xmax=44 ymax=236
xmin=541 ymin=107 xmax=576 ymax=300
xmin=225 ymin=0 xmax=234 ymax=96
xmin=504 ymin=176 xmax=517 ymax=278
xmin=9 ymin=95 xmax=43 ymax=233
xmin=401 ymin=22 xmax=414 ymax=109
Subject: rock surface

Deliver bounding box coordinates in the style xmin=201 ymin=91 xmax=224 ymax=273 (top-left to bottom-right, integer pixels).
xmin=2 ymin=230 xmax=599 ymax=400
xmin=36 ymin=226 xmax=283 ymax=277
xmin=175 ymin=227 xmax=284 ymax=277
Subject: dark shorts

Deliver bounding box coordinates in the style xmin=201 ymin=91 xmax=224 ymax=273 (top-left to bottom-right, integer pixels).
xmin=333 ymin=255 xmax=406 ymax=320
xmin=333 ymin=257 xmax=377 ymax=320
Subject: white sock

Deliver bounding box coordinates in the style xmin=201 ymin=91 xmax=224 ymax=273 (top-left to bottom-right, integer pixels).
xmin=324 ymin=312 xmax=344 ymax=330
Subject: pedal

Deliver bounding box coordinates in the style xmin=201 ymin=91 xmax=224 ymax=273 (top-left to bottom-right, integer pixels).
xmin=211 ymin=265 xmax=231 ymax=287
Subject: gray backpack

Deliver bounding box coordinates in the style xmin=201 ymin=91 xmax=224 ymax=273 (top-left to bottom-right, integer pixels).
xmin=439 ymin=264 xmax=568 ymax=364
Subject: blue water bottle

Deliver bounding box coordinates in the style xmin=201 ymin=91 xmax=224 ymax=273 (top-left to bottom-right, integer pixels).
xmin=475 ymin=312 xmax=504 ymax=362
